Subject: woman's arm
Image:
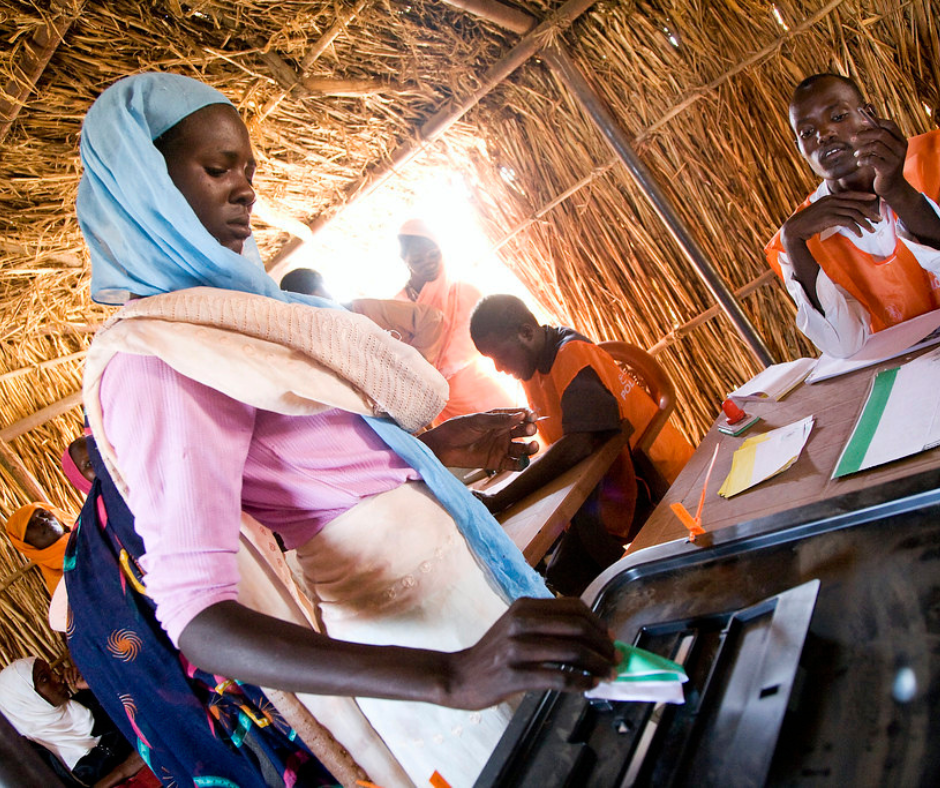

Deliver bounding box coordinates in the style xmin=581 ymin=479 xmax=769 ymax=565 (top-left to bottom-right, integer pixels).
xmin=179 ymin=596 xmax=617 ymax=711
xmin=91 ymin=752 xmax=145 ymax=788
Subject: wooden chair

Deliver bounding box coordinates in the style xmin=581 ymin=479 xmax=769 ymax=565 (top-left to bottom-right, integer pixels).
xmin=597 ymin=340 xmax=676 ymax=455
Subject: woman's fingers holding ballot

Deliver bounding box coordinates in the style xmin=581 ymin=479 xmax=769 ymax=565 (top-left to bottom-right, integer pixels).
xmin=443 ymin=597 xmax=618 ymax=710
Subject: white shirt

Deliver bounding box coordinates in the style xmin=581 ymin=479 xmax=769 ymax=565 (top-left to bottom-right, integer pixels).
xmin=776 ymin=181 xmax=940 ymax=358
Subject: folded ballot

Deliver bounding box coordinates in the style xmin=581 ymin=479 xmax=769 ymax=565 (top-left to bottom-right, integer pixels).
xmin=585 ymin=641 xmax=688 ymax=704
xmin=727 ymin=358 xmax=816 ymax=402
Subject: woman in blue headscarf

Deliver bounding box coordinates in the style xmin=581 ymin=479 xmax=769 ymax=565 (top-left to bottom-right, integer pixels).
xmin=67 ymin=72 xmax=616 ymax=788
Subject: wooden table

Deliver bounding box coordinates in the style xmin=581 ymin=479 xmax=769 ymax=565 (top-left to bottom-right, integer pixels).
xmin=480 ymin=430 xmax=628 ymax=566
xmin=628 ymin=347 xmax=940 ymax=555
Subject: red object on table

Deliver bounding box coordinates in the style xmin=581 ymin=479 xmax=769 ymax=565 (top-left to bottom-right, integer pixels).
xmin=721 ymin=398 xmax=747 ymax=424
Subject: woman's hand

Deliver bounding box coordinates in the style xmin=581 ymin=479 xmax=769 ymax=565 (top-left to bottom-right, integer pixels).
xmin=441 ymin=597 xmax=618 ymax=710
xmin=419 ymin=410 xmax=539 ymax=471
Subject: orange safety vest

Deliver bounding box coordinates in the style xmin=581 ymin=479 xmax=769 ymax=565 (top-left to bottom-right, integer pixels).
xmin=523 ymin=339 xmax=694 ymax=538
xmin=765 ymin=129 xmax=940 ymax=332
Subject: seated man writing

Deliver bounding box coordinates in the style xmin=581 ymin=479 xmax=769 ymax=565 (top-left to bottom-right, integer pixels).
xmin=765 ymin=73 xmax=940 ymax=358
xmin=470 ymin=295 xmax=693 ymax=596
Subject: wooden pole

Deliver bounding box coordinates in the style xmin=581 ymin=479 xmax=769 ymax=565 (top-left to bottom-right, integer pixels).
xmin=541 ymin=44 xmax=775 ymax=367
xmin=0 ymin=0 xmax=85 ymax=144
xmin=0 ymin=351 xmax=87 ymax=385
xmin=0 ymin=392 xmax=83 ymax=444
xmin=0 ymin=439 xmax=48 ymax=502
xmin=647 ymin=270 xmax=780 ymax=355
xmin=251 ymin=0 xmax=370 ymax=127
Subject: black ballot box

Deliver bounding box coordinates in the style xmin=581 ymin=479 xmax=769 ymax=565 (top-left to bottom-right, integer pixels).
xmin=477 ymin=469 xmax=940 ymax=787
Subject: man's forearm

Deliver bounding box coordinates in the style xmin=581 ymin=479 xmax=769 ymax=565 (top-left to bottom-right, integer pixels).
xmin=780 ymin=233 xmax=824 ymax=314
xmin=487 ymin=431 xmax=610 ymax=512
xmin=884 ymin=182 xmax=940 ymax=248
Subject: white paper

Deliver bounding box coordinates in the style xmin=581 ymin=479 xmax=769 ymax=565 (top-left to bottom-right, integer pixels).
xmin=808 ymin=308 xmax=940 ymax=384
xmin=834 ymin=347 xmax=940 ymax=476
xmin=728 ymin=358 xmax=817 ymax=401
xmin=718 ymin=416 xmax=815 ymax=498
xmin=586 ymin=680 xmax=686 ymax=704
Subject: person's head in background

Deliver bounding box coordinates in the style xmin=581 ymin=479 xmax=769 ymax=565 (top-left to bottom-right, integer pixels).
xmin=4 ymin=503 xmax=72 ymax=595
xmin=398 ymin=218 xmax=443 ymax=294
xmin=280 ymin=268 xmax=332 ymax=299
xmin=61 ymin=436 xmax=95 ymax=495
xmin=0 ymin=658 xmax=70 ymax=715
xmin=29 ymin=659 xmax=72 ymax=708
xmin=5 ymin=503 xmax=69 ymax=551
xmin=470 ymin=294 xmax=546 ymax=381
xmin=789 ymin=73 xmax=877 ymax=193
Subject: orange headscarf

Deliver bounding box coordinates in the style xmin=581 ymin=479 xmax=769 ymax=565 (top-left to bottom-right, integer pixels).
xmin=4 ymin=502 xmax=73 ymax=595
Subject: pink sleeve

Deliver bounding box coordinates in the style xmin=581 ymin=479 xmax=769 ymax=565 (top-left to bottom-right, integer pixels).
xmin=100 ymin=353 xmax=256 ymax=646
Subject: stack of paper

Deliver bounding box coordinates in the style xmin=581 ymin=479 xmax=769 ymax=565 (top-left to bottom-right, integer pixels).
xmin=727 ymin=358 xmax=817 ymax=402
xmin=585 ymin=642 xmax=688 ymax=704
xmin=718 ymin=416 xmax=815 ymax=498
xmin=808 ymin=307 xmax=940 ymax=384
xmin=833 ymin=347 xmax=940 ymax=478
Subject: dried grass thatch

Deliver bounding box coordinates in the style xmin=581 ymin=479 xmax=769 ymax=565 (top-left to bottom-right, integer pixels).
xmin=0 ymin=0 xmax=937 ymax=667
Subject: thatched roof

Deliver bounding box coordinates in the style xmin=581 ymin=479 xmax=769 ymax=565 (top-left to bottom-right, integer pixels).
xmin=1 ymin=0 xmax=937 ymax=664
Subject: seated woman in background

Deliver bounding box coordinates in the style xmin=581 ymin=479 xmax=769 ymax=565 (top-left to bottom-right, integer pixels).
xmin=66 ymin=72 xmax=616 ymax=788
xmin=61 ymin=435 xmax=96 ymax=495
xmin=0 ymin=657 xmax=151 ymax=788
xmin=4 ymin=502 xmax=72 ymax=595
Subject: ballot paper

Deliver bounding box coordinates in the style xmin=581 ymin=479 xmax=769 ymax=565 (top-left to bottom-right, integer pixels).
xmin=717 ymin=416 xmax=815 ymax=498
xmin=727 ymin=358 xmax=817 ymax=402
xmin=807 ymin=307 xmax=940 ymax=384
xmin=585 ymin=642 xmax=688 ymax=704
xmin=833 ymin=347 xmax=940 ymax=478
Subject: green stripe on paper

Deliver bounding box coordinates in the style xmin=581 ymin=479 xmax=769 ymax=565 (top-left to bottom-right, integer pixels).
xmin=834 ymin=366 xmax=899 ymax=477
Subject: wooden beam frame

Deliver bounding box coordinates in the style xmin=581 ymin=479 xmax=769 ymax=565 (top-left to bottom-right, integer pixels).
xmin=0 ymin=0 xmax=84 ymax=144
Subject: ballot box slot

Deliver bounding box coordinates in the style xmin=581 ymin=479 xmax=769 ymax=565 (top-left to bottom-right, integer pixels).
xmin=476 ymin=581 xmax=818 ymax=787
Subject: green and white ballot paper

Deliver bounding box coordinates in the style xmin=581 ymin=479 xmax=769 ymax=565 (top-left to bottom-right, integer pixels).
xmin=585 ymin=641 xmax=688 ymax=704
xmin=834 ymin=346 xmax=940 ymax=478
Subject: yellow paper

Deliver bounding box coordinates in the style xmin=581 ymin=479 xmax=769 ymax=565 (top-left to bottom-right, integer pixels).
xmin=718 ymin=416 xmax=814 ymax=498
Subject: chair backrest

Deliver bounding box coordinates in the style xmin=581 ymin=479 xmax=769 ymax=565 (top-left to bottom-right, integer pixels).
xmin=597 ymin=340 xmax=676 ymax=455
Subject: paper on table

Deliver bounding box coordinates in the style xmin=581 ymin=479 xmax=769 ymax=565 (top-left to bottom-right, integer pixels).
xmin=728 ymin=358 xmax=817 ymax=401
xmin=717 ymin=416 xmax=815 ymax=498
xmin=833 ymin=347 xmax=940 ymax=477
xmin=585 ymin=641 xmax=688 ymax=704
xmin=807 ymin=307 xmax=940 ymax=384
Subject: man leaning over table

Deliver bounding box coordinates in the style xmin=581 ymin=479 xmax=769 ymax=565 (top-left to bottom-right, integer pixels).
xmin=765 ymin=73 xmax=940 ymax=358
xmin=470 ymin=294 xmax=693 ymax=597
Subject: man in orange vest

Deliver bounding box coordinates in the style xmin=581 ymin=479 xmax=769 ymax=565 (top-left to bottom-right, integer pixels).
xmin=470 ymin=295 xmax=693 ymax=596
xmin=765 ymin=74 xmax=940 ymax=358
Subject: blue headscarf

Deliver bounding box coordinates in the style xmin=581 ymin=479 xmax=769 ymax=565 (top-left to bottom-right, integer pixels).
xmin=77 ymin=72 xmax=548 ymax=602
xmin=78 ymin=72 xmax=289 ymax=305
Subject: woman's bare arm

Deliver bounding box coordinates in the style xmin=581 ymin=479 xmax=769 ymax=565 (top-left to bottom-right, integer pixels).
xmin=179 ymin=597 xmax=617 ymax=711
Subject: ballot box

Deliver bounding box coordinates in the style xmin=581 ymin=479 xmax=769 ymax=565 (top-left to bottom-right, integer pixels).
xmin=476 ymin=467 xmax=940 ymax=787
